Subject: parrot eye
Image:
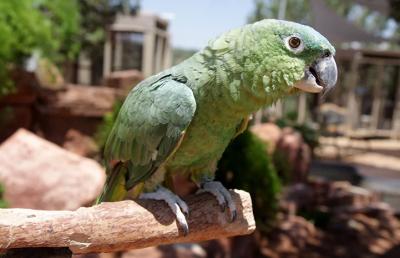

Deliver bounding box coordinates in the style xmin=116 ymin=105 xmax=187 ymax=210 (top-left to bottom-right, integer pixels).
xmin=284 ymin=35 xmax=304 ymax=54
xmin=289 ymin=37 xmax=301 ymax=48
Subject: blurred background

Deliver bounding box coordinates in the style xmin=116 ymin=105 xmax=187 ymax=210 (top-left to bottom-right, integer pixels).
xmin=0 ymin=0 xmax=400 ymax=257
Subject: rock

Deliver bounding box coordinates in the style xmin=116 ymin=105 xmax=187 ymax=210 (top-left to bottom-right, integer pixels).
xmin=37 ymin=84 xmax=118 ymax=117
xmin=251 ymin=123 xmax=312 ymax=183
xmin=251 ymin=123 xmax=282 ymax=153
xmin=36 ymin=84 xmax=119 ymax=144
xmin=63 ymin=129 xmax=99 ymax=158
xmin=231 ymin=234 xmax=260 ymax=258
xmin=0 ymin=69 xmax=38 ymax=142
xmin=124 ymin=244 xmax=206 ymax=258
xmin=104 ymin=70 xmax=144 ymax=94
xmin=381 ymin=245 xmax=400 ymax=258
xmin=35 ymin=58 xmax=65 ymax=90
xmin=275 ymin=128 xmax=311 ymax=183
xmin=0 ymin=129 xmax=105 ymax=210
xmin=122 ymin=247 xmax=163 ymax=258
xmin=201 ymin=238 xmax=231 ymax=258
xmin=264 ymin=180 xmax=400 ymax=258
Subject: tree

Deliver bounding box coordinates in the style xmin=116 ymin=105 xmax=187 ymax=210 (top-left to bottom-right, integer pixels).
xmin=0 ymin=0 xmax=81 ymax=95
xmin=248 ymin=0 xmax=398 ymax=40
xmin=248 ymin=0 xmax=311 ymax=24
xmin=78 ymin=0 xmax=141 ymax=84
xmin=390 ymin=0 xmax=400 ymax=22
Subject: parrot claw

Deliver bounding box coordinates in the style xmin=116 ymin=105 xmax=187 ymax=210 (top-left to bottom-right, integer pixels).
xmin=230 ymin=210 xmax=237 ymax=222
xmin=196 ymin=181 xmax=237 ymax=222
xmin=220 ymin=202 xmax=226 ymax=213
xmin=139 ymin=186 xmax=190 ymax=235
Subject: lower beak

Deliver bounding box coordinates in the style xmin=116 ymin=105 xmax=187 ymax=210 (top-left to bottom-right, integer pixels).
xmin=294 ymin=55 xmax=338 ymax=93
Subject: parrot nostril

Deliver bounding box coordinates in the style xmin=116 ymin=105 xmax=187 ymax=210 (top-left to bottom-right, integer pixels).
xmin=322 ymin=50 xmax=331 ymax=58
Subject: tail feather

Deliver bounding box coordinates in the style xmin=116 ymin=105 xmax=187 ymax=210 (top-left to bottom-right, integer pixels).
xmin=97 ymin=162 xmax=128 ymax=204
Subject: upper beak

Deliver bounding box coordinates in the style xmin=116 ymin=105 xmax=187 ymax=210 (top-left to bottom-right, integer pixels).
xmin=294 ymin=55 xmax=338 ymax=93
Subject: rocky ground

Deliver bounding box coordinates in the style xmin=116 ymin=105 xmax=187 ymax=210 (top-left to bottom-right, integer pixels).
xmin=255 ymin=180 xmax=400 ymax=258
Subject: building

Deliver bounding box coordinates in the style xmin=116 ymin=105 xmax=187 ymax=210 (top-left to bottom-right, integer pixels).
xmin=77 ymin=12 xmax=172 ymax=86
xmin=310 ymin=0 xmax=400 ymax=138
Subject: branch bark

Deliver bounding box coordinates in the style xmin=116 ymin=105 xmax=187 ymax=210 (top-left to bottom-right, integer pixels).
xmin=0 ymin=190 xmax=255 ymax=254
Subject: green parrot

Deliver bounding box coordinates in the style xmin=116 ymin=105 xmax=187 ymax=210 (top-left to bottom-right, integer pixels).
xmin=98 ymin=19 xmax=337 ymax=234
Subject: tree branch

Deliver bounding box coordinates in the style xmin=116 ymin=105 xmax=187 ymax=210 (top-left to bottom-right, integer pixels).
xmin=0 ymin=190 xmax=255 ymax=254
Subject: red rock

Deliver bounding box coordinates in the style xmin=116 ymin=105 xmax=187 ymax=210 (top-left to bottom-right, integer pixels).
xmin=63 ymin=129 xmax=99 ymax=158
xmin=104 ymin=70 xmax=144 ymax=93
xmin=0 ymin=129 xmax=105 ymax=210
xmin=124 ymin=244 xmax=207 ymax=258
xmin=122 ymin=247 xmax=163 ymax=258
xmin=36 ymin=84 xmax=119 ymax=144
xmin=275 ymin=128 xmax=311 ymax=183
xmin=251 ymin=123 xmax=282 ymax=153
xmin=38 ymin=84 xmax=118 ymax=117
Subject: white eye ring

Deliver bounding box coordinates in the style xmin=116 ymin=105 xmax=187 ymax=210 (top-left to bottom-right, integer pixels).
xmin=284 ymin=35 xmax=305 ymax=54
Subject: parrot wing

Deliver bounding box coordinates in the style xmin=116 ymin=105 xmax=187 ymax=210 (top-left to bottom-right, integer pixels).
xmin=104 ymin=75 xmax=196 ymax=190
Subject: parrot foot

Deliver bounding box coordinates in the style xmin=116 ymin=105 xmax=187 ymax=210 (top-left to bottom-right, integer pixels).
xmin=196 ymin=181 xmax=237 ymax=222
xmin=139 ymin=186 xmax=189 ymax=235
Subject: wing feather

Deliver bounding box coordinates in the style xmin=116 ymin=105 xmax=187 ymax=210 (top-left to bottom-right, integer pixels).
xmin=104 ymin=76 xmax=196 ymax=190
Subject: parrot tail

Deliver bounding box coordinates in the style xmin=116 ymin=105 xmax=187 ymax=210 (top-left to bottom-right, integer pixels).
xmin=96 ymin=162 xmax=128 ymax=204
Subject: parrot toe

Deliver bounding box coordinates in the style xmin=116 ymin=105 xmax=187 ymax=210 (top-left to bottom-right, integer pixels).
xmin=196 ymin=181 xmax=237 ymax=222
xmin=139 ymin=186 xmax=190 ymax=235
xmin=230 ymin=210 xmax=237 ymax=222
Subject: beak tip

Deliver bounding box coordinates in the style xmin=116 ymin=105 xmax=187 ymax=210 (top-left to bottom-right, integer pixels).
xmin=316 ymin=56 xmax=338 ymax=90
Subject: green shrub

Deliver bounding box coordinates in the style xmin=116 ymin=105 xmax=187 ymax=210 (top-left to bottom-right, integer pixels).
xmin=216 ymin=130 xmax=281 ymax=232
xmin=0 ymin=184 xmax=7 ymax=208
xmin=94 ymin=100 xmax=123 ymax=151
xmin=0 ymin=0 xmax=80 ymax=95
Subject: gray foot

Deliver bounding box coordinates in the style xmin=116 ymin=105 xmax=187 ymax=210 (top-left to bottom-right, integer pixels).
xmin=196 ymin=181 xmax=237 ymax=222
xmin=140 ymin=186 xmax=189 ymax=235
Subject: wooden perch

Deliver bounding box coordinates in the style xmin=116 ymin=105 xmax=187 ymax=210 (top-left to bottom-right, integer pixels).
xmin=0 ymin=190 xmax=255 ymax=254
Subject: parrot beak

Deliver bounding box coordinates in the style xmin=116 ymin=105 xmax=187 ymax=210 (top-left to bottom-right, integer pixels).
xmin=294 ymin=55 xmax=338 ymax=93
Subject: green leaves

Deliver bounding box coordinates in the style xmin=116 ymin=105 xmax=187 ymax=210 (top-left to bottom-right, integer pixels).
xmin=0 ymin=0 xmax=81 ymax=95
xmin=216 ymin=130 xmax=281 ymax=231
xmin=0 ymin=184 xmax=7 ymax=208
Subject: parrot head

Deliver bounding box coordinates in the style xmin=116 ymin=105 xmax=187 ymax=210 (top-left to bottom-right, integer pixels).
xmin=232 ymin=19 xmax=338 ymax=97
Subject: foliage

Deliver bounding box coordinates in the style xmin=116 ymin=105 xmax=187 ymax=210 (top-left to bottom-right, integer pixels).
xmin=95 ymin=100 xmax=123 ymax=151
xmin=248 ymin=0 xmax=311 ymax=23
xmin=0 ymin=184 xmax=7 ymax=208
xmin=216 ymin=130 xmax=281 ymax=232
xmin=272 ymin=149 xmax=293 ymax=184
xmin=248 ymin=0 xmax=398 ymax=41
xmin=390 ymin=0 xmax=400 ymax=22
xmin=78 ymin=0 xmax=141 ymax=83
xmin=0 ymin=107 xmax=14 ymax=130
xmin=78 ymin=0 xmax=120 ymax=56
xmin=39 ymin=0 xmax=81 ymax=60
xmin=0 ymin=0 xmax=80 ymax=95
xmin=326 ymin=0 xmax=391 ymax=37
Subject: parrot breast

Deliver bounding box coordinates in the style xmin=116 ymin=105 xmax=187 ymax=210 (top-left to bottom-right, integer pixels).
xmin=165 ymin=106 xmax=241 ymax=175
